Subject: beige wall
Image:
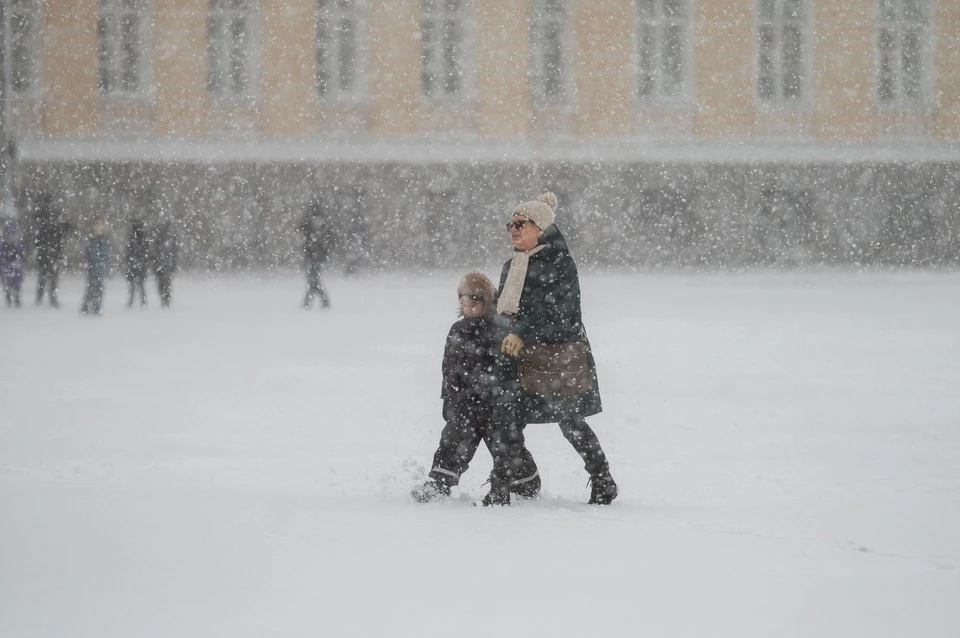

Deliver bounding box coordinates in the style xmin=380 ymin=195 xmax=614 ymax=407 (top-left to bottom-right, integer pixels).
xmin=475 ymin=0 xmax=530 ymax=139
xmin=18 ymin=0 xmax=960 ymax=145
xmin=814 ymin=0 xmax=877 ymax=141
xmin=694 ymin=0 xmax=756 ymax=140
xmin=368 ymin=0 xmax=420 ymax=137
xmin=574 ymin=0 xmax=634 ymax=138
xmin=936 ymin=0 xmax=960 ymax=140
xmin=260 ymin=0 xmax=315 ymax=136
xmin=154 ymin=0 xmax=207 ymax=136
xmin=43 ymin=0 xmax=98 ymax=135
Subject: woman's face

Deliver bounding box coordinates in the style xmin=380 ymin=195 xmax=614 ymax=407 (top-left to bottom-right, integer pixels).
xmin=507 ymin=215 xmax=541 ymax=251
xmin=459 ymin=292 xmax=486 ymax=317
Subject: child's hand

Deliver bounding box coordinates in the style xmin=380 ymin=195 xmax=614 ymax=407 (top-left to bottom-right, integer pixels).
xmin=501 ymin=333 xmax=524 ymax=357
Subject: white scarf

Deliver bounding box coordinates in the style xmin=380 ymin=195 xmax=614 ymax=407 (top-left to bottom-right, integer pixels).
xmin=496 ymin=244 xmax=546 ymax=316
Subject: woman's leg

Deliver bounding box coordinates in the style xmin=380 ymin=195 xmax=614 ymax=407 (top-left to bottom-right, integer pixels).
xmin=558 ymin=416 xmax=609 ymax=476
xmin=559 ymin=416 xmax=618 ymax=504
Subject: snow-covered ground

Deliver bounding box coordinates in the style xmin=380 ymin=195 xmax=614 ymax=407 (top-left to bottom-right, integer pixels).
xmin=2 ymin=270 xmax=959 ymax=638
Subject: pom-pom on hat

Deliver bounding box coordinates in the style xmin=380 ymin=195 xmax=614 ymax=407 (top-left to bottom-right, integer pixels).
xmin=513 ymin=192 xmax=558 ymax=230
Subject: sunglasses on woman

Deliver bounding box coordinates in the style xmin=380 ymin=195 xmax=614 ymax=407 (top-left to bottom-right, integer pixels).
xmin=505 ymin=220 xmax=531 ymax=231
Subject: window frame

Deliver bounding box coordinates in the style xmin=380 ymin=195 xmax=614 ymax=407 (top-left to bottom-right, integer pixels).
xmin=875 ymin=0 xmax=934 ymax=110
xmin=754 ymin=0 xmax=811 ymax=109
xmin=315 ymin=0 xmax=368 ymax=104
xmin=97 ymin=0 xmax=152 ymax=98
xmin=207 ymin=0 xmax=260 ymax=102
xmin=419 ymin=0 xmax=474 ymax=105
xmin=531 ymin=0 xmax=574 ymax=108
xmin=10 ymin=0 xmax=43 ymax=98
xmin=634 ymin=0 xmax=693 ymax=104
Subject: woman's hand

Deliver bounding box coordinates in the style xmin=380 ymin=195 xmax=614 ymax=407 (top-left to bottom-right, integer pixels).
xmin=501 ymin=333 xmax=524 ymax=357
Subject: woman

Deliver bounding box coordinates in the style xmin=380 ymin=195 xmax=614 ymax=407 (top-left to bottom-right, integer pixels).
xmin=484 ymin=192 xmax=618 ymax=506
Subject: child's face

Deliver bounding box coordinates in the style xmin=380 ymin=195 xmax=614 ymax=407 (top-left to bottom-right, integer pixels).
xmin=459 ymin=292 xmax=486 ymax=317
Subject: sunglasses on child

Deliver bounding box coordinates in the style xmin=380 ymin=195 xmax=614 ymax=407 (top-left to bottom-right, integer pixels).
xmin=459 ymin=294 xmax=484 ymax=302
xmin=505 ymin=220 xmax=532 ymax=231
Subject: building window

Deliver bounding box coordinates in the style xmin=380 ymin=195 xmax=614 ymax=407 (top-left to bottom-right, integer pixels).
xmin=11 ymin=0 xmax=41 ymax=96
xmin=636 ymin=0 xmax=689 ymax=100
xmin=208 ymin=0 xmax=255 ymax=97
xmin=316 ymin=0 xmax=362 ymax=99
xmin=98 ymin=0 xmax=148 ymax=95
xmin=877 ymin=0 xmax=930 ymax=106
xmin=757 ymin=0 xmax=807 ymax=104
xmin=420 ymin=0 xmax=467 ymax=101
xmin=532 ymin=0 xmax=570 ymax=107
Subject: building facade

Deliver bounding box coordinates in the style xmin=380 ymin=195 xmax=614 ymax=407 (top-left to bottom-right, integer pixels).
xmin=7 ymin=0 xmax=960 ymax=269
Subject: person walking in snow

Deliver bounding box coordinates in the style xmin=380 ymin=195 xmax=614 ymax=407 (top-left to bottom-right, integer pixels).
xmin=298 ymin=203 xmax=333 ymax=309
xmin=33 ymin=194 xmax=70 ymax=308
xmin=0 ymin=220 xmax=26 ymax=307
xmin=152 ymin=220 xmax=179 ymax=308
xmin=124 ymin=218 xmax=150 ymax=307
xmin=482 ymin=192 xmax=618 ymax=506
xmin=80 ymin=218 xmax=110 ymax=316
xmin=412 ymin=271 xmax=540 ymax=502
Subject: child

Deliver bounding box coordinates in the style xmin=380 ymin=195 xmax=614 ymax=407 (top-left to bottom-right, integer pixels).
xmin=0 ymin=220 xmax=25 ymax=307
xmin=411 ymin=271 xmax=540 ymax=502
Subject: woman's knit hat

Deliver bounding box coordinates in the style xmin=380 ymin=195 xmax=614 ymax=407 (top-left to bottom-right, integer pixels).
xmin=513 ymin=192 xmax=558 ymax=230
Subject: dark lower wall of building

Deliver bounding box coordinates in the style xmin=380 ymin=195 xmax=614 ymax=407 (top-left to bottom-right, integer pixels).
xmin=12 ymin=159 xmax=960 ymax=272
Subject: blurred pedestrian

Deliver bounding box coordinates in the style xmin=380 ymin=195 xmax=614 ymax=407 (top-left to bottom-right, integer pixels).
xmin=33 ymin=194 xmax=70 ymax=307
xmin=152 ymin=220 xmax=179 ymax=308
xmin=80 ymin=218 xmax=110 ymax=316
xmin=411 ymin=271 xmax=540 ymax=502
xmin=124 ymin=219 xmax=150 ymax=307
xmin=483 ymin=192 xmax=618 ymax=506
xmin=298 ymin=203 xmax=333 ymax=309
xmin=0 ymin=220 xmax=26 ymax=308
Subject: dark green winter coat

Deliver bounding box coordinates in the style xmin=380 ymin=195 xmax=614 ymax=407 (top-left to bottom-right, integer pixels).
xmin=493 ymin=224 xmax=602 ymax=424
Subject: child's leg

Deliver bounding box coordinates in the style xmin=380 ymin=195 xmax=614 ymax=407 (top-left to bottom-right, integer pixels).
xmin=482 ymin=425 xmax=540 ymax=497
xmin=429 ymin=417 xmax=484 ymax=486
xmin=512 ymin=444 xmax=541 ymax=497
